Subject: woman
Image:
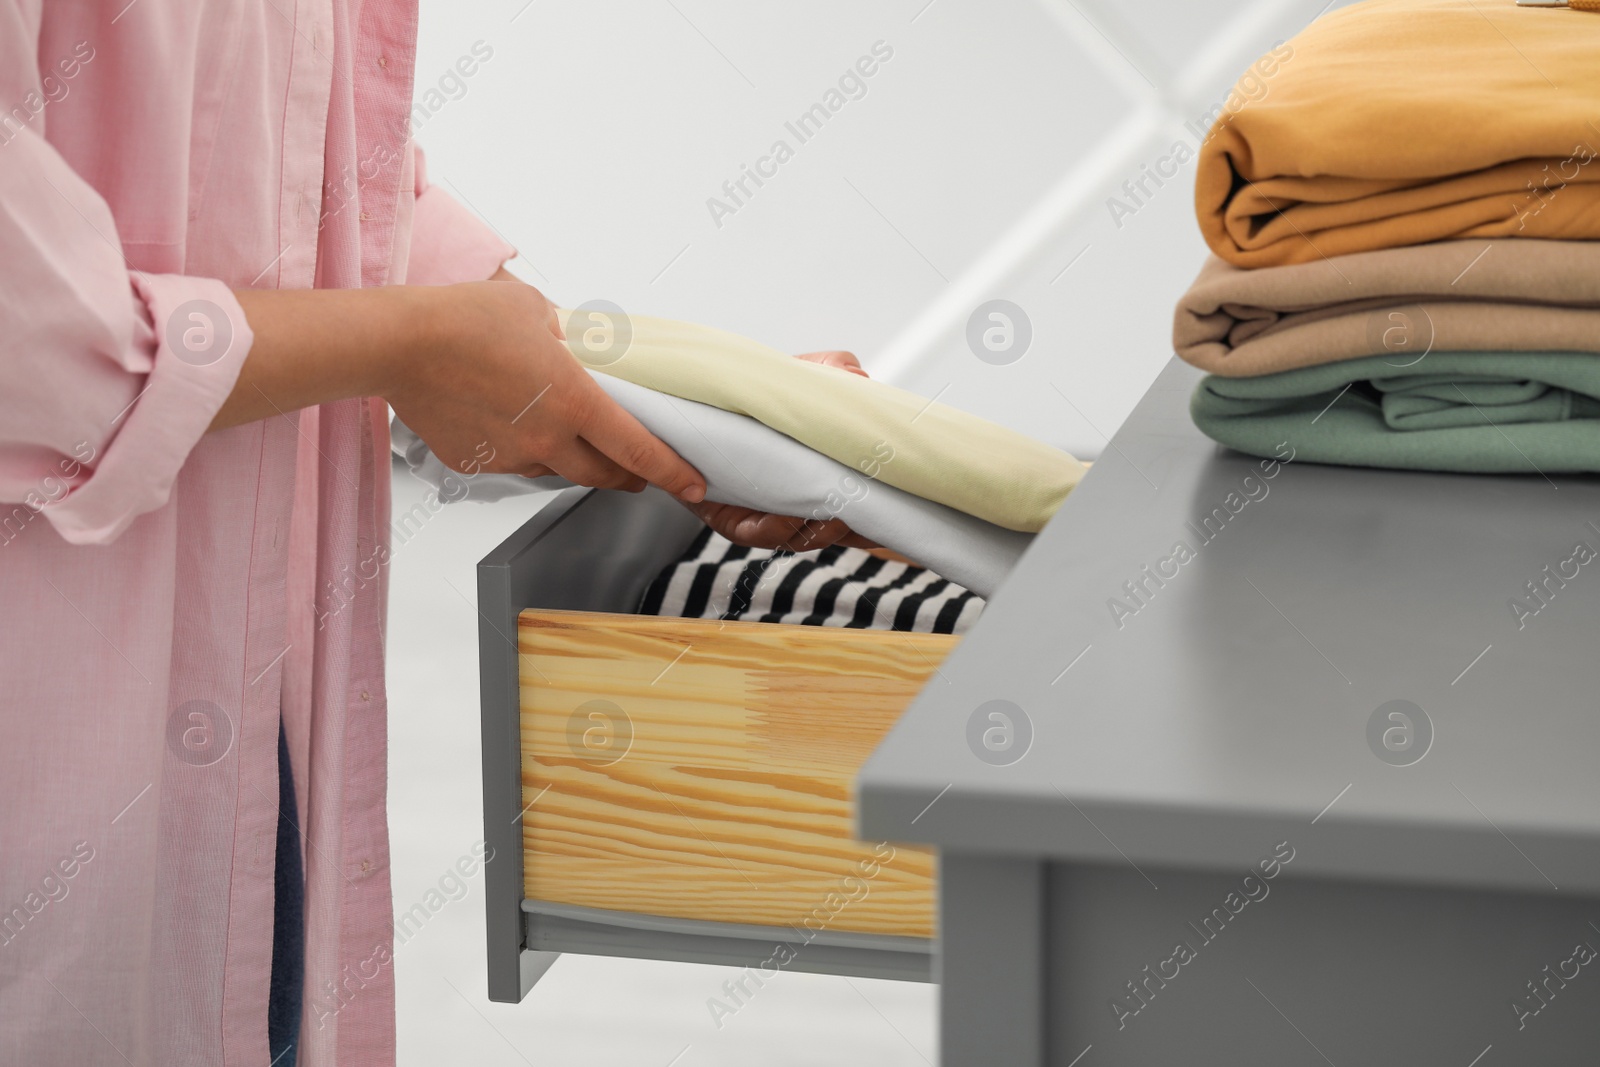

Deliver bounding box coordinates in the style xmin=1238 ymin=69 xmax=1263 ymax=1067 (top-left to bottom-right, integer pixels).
xmin=0 ymin=4 xmax=859 ymax=1064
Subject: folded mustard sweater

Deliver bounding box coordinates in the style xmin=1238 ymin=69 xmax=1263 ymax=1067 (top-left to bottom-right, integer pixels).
xmin=1197 ymin=0 xmax=1600 ymax=268
xmin=556 ymin=309 xmax=1085 ymax=533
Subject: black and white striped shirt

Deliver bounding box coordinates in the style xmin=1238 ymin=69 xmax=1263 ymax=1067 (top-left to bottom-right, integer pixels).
xmin=639 ymin=528 xmax=983 ymax=635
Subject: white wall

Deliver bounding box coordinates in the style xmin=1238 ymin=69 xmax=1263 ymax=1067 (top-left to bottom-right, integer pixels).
xmin=411 ymin=0 xmax=1354 ymax=460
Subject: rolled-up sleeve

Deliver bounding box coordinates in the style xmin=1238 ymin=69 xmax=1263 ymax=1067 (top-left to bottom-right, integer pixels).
xmin=403 ymin=144 xmax=517 ymax=286
xmin=0 ymin=124 xmax=251 ymax=546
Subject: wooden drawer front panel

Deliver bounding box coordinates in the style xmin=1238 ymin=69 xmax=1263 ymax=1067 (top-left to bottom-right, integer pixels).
xmin=519 ymin=609 xmax=950 ymax=938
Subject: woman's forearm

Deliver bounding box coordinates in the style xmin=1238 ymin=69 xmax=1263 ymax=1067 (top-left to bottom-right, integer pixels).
xmin=213 ymin=267 xmax=522 ymax=431
xmin=210 ymin=284 xmax=435 ymax=431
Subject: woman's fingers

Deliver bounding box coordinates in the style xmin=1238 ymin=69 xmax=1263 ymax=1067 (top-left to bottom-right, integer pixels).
xmin=544 ymin=437 xmax=649 ymax=493
xmin=739 ymin=512 xmax=814 ymax=549
xmin=695 ymin=503 xmax=787 ymax=548
xmin=794 ymin=350 xmax=868 ymax=377
xmin=574 ymin=378 xmax=706 ymax=502
xmin=772 ymin=517 xmax=848 ymax=552
xmin=682 ymin=501 xmax=863 ymax=552
xmin=683 ymin=502 xmax=791 ymax=549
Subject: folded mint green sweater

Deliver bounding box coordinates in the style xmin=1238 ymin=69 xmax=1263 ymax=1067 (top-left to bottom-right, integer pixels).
xmin=1191 ymin=352 xmax=1600 ymax=474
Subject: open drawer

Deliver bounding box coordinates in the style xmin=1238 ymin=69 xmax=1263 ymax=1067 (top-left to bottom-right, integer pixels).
xmin=479 ymin=485 xmax=954 ymax=1002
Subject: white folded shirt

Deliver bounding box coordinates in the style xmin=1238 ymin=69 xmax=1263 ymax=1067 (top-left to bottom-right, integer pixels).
xmin=389 ymin=372 xmax=1032 ymax=598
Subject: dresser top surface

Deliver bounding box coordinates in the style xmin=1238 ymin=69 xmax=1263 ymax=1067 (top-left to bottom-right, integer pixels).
xmin=859 ymin=358 xmax=1600 ymax=894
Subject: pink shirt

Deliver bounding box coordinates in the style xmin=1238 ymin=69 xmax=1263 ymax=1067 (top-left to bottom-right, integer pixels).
xmin=0 ymin=3 xmax=513 ymax=1064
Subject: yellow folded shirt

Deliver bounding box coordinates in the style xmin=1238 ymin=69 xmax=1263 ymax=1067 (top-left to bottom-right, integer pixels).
xmin=557 ymin=309 xmax=1085 ymax=533
xmin=1197 ymin=0 xmax=1600 ymax=268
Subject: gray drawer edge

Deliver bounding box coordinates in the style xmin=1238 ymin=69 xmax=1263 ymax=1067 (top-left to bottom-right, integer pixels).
xmin=522 ymin=899 xmax=933 ymax=984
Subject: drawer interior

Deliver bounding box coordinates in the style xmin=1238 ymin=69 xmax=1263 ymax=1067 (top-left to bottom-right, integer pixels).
xmin=519 ymin=607 xmax=949 ymax=937
xmin=481 ymin=485 xmax=952 ymax=999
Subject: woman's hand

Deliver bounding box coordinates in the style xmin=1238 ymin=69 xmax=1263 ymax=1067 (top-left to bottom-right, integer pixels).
xmin=682 ymin=348 xmax=877 ymax=552
xmin=222 ymin=278 xmax=707 ymax=501
xmin=388 ymin=281 xmax=705 ymax=496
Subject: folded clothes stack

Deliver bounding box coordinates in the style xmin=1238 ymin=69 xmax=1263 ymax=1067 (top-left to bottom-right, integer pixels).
xmin=555 ymin=308 xmax=1083 ymax=534
xmin=395 ymin=312 xmax=1085 ymax=598
xmin=1175 ymin=0 xmax=1600 ymax=474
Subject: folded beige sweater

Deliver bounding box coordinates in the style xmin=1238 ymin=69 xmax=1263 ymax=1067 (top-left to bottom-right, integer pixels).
xmin=1174 ymin=239 xmax=1600 ymax=376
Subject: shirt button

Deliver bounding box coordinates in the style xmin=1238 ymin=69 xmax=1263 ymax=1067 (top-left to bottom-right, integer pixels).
xmin=378 ymin=55 xmax=388 ymax=69
xmin=358 ymin=211 xmax=374 ymax=222
xmin=360 ymin=689 xmax=370 ymax=702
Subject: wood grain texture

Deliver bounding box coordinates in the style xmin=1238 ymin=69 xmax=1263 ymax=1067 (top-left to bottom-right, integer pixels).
xmin=519 ymin=608 xmax=955 ymax=937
